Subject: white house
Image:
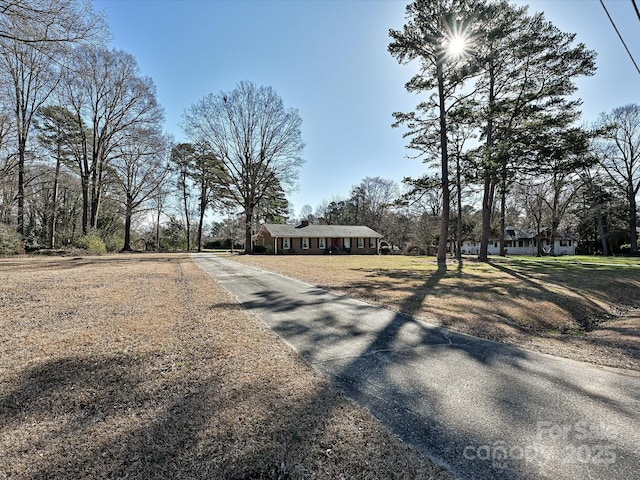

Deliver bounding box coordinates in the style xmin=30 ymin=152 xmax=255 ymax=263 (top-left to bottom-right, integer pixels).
xmin=461 ymin=227 xmax=577 ymax=256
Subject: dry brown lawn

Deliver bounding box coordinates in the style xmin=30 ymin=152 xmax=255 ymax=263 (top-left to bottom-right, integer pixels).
xmin=229 ymin=254 xmax=640 ymax=371
xmin=0 ymin=254 xmax=451 ymax=480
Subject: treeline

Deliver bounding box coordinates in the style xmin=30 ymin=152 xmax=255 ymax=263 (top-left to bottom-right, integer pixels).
xmin=384 ymin=0 xmax=639 ymax=260
xmin=295 ymin=169 xmax=633 ymax=256
xmin=0 ymin=0 xmax=169 ymax=253
xmin=293 ymin=0 xmax=639 ymax=259
xmin=0 ymin=2 xmax=304 ymax=255
xmin=0 ymin=0 xmax=637 ymax=258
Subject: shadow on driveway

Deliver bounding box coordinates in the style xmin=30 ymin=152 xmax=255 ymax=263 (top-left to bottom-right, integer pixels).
xmin=196 ymin=254 xmax=640 ymax=480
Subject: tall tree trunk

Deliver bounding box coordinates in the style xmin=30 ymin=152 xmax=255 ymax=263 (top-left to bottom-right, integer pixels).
xmin=480 ymin=177 xmax=496 ymax=260
xmin=156 ymin=205 xmax=161 ymax=252
xmin=456 ymin=157 xmax=462 ymax=263
xmin=90 ymin=153 xmax=98 ymax=230
xmin=16 ymin=118 xmax=28 ymax=237
xmin=596 ymin=209 xmax=608 ymax=255
xmin=77 ymin=118 xmax=90 ymax=235
xmin=479 ymin=58 xmax=496 ymax=262
xmin=629 ymin=190 xmax=638 ymax=254
xmin=536 ymin=215 xmax=543 ymax=257
xmin=436 ymin=59 xmax=449 ymax=267
xmin=90 ymin=157 xmax=105 ymax=230
xmin=49 ymin=155 xmax=61 ymax=248
xmin=499 ymin=182 xmax=506 ymax=256
xmin=244 ymin=202 xmax=253 ymax=254
xmin=80 ymin=174 xmax=89 ymax=235
xmin=181 ymin=169 xmax=191 ymax=251
xmin=122 ymin=197 xmax=133 ymax=251
xmin=480 ymin=177 xmax=491 ymax=260
xmin=197 ymin=182 xmax=207 ymax=253
xmin=17 ymin=147 xmax=25 ymax=237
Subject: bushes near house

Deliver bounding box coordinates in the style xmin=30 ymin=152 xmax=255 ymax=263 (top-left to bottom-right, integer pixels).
xmin=204 ymin=240 xmax=244 ymax=250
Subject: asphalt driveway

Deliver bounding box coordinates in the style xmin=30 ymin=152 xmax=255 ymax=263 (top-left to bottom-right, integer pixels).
xmin=192 ymin=254 xmax=640 ymax=480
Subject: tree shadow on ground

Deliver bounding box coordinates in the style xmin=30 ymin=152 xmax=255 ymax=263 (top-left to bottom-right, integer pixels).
xmin=0 ymin=349 xmax=449 ymax=479
xmin=335 ymin=258 xmax=638 ymax=345
xmin=486 ymin=261 xmax=607 ymax=331
xmin=228 ymin=261 xmax=639 ymax=480
xmin=0 ymin=253 xmax=190 ymax=274
xmin=488 ymin=258 xmax=640 ymax=311
xmin=195 ymin=255 xmax=640 ymax=479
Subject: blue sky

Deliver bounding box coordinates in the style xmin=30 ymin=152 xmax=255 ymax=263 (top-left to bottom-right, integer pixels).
xmin=93 ymin=0 xmax=639 ymax=216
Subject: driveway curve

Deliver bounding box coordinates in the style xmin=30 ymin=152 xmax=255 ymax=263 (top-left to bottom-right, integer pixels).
xmin=192 ymin=254 xmax=640 ymax=480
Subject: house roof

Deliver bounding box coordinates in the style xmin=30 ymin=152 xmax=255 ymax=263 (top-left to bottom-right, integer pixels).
xmin=504 ymin=228 xmax=578 ymax=241
xmin=466 ymin=228 xmax=578 ymax=243
xmin=257 ymin=223 xmax=383 ymax=239
xmin=505 ymin=228 xmax=537 ymax=240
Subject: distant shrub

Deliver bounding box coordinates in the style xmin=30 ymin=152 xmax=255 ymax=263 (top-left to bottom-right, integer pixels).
xmin=0 ymin=224 xmax=23 ymax=255
xmin=619 ymin=244 xmax=631 ymax=255
xmin=24 ymin=235 xmax=41 ymax=252
xmin=104 ymin=235 xmax=124 ymax=252
xmin=75 ymin=234 xmax=107 ymax=255
xmin=252 ymin=245 xmax=267 ymax=254
xmin=406 ymin=245 xmax=425 ymax=256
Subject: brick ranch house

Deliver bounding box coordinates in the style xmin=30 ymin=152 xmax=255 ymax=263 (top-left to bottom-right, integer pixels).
xmin=460 ymin=227 xmax=578 ymax=256
xmin=252 ymin=221 xmax=383 ymax=254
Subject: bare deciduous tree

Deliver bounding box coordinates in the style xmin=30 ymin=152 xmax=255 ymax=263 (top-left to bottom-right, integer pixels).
xmin=183 ymin=81 xmax=305 ymax=253
xmin=63 ymin=46 xmax=164 ymax=233
xmin=596 ymin=104 xmax=640 ymax=254
xmin=0 ymin=106 xmax=16 ymax=223
xmin=0 ymin=0 xmax=106 ymax=236
xmin=111 ymin=128 xmax=170 ymax=251
xmin=0 ymin=0 xmax=106 ymax=46
xmin=0 ymin=28 xmax=59 ymax=235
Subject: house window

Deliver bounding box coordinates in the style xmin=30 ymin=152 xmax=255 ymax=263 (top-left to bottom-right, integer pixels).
xmin=344 ymin=238 xmax=351 ymax=249
xmin=302 ymin=237 xmax=309 ymax=249
xmin=318 ymin=237 xmax=326 ymax=249
xmin=369 ymin=238 xmax=376 ymax=248
xmin=519 ymin=240 xmax=524 ymax=247
xmin=560 ymin=240 xmax=571 ymax=247
xmin=357 ymin=237 xmax=364 ymax=248
xmin=282 ymin=237 xmax=291 ymax=249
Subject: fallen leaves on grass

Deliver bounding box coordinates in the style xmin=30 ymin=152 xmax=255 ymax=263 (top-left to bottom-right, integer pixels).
xmin=0 ymin=254 xmax=450 ymax=479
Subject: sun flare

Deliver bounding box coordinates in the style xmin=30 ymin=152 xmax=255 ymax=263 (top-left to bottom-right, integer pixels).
xmin=448 ymin=36 xmax=467 ymax=57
